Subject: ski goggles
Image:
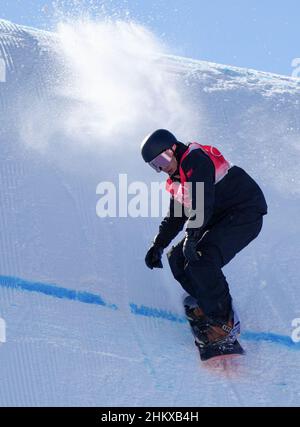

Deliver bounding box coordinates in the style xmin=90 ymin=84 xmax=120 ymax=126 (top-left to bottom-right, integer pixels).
xmin=149 ymin=150 xmax=173 ymax=173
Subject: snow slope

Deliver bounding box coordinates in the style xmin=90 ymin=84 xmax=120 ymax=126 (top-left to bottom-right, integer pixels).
xmin=0 ymin=19 xmax=300 ymax=406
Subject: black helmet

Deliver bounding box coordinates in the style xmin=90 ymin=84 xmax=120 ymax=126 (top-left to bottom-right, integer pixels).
xmin=141 ymin=129 xmax=178 ymax=163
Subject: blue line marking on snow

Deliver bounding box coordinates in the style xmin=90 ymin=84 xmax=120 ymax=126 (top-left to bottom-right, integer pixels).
xmin=130 ymin=303 xmax=300 ymax=350
xmin=1 ymin=275 xmax=300 ymax=350
xmin=241 ymin=331 xmax=300 ymax=350
xmin=0 ymin=275 xmax=117 ymax=309
xmin=130 ymin=303 xmax=187 ymax=324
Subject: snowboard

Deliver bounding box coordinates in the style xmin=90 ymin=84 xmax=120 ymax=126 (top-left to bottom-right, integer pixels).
xmin=183 ymin=295 xmax=245 ymax=362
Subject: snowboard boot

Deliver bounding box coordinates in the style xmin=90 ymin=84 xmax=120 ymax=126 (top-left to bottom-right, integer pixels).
xmin=198 ymin=309 xmax=241 ymax=348
xmin=184 ymin=304 xmax=211 ymax=346
xmin=185 ymin=306 xmax=205 ymax=323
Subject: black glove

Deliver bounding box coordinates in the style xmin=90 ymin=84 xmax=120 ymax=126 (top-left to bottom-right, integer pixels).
xmin=183 ymin=229 xmax=202 ymax=263
xmin=145 ymin=243 xmax=164 ymax=270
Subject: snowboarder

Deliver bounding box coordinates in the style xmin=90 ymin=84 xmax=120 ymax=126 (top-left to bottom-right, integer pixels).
xmin=141 ymin=129 xmax=267 ymax=352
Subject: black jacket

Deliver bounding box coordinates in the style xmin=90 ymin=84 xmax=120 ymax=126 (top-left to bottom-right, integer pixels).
xmin=154 ymin=145 xmax=268 ymax=249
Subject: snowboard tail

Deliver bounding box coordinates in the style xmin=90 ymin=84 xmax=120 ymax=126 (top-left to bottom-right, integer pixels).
xmin=196 ymin=338 xmax=245 ymax=362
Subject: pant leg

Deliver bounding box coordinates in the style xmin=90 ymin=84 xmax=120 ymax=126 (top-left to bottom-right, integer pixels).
xmin=167 ymin=239 xmax=197 ymax=299
xmin=185 ymin=209 xmax=264 ymax=318
xmin=168 ymin=209 xmax=264 ymax=319
xmin=167 ymin=237 xmax=230 ymax=315
xmin=184 ymin=243 xmax=232 ymax=319
xmin=201 ymin=209 xmax=264 ymax=267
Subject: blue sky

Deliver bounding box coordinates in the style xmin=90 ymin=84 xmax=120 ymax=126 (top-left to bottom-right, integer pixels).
xmin=1 ymin=0 xmax=299 ymax=76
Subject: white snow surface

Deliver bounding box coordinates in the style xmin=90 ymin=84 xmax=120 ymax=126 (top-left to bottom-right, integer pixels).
xmin=0 ymin=19 xmax=300 ymax=407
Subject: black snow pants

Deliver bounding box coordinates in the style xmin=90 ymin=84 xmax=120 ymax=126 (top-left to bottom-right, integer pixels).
xmin=167 ymin=209 xmax=264 ymax=320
